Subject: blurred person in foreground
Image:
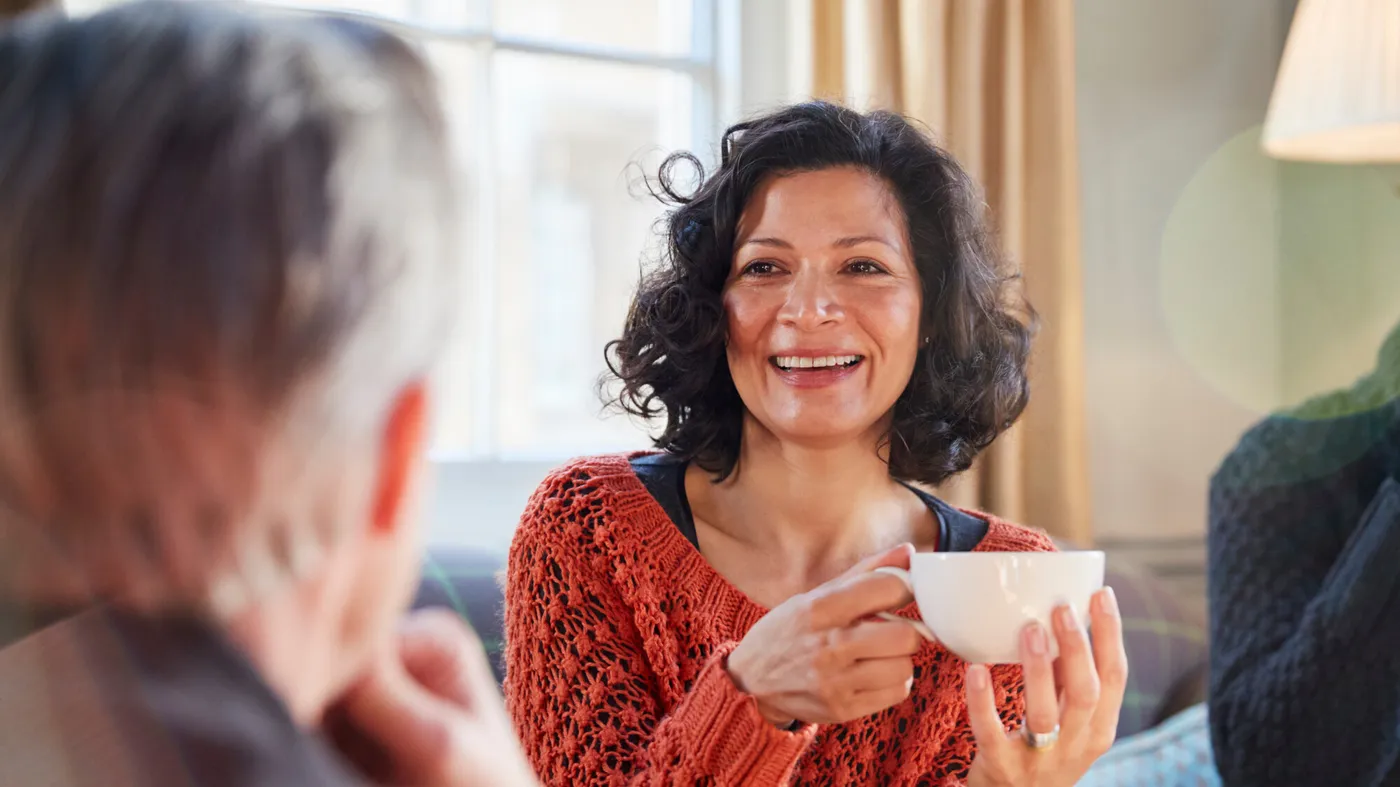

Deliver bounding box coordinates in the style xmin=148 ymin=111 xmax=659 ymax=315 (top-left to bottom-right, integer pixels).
xmin=505 ymin=102 xmax=1128 ymax=786
xmin=1209 ymin=321 xmax=1400 ymax=787
xmin=0 ymin=4 xmax=534 ymax=785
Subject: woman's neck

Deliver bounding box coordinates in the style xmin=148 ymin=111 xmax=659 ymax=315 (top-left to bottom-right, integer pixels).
xmin=691 ymin=418 xmax=935 ymax=570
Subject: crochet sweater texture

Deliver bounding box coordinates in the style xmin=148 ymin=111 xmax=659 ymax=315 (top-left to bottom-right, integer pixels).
xmin=504 ymin=454 xmax=1056 ymax=786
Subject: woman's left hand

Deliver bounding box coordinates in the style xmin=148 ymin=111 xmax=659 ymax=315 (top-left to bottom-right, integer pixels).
xmin=964 ymin=587 xmax=1128 ymax=787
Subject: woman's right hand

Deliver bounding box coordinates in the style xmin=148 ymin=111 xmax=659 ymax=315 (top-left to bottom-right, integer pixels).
xmin=726 ymin=543 xmax=924 ymax=728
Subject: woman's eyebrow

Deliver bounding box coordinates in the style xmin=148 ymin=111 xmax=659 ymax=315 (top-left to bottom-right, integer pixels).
xmin=738 ymin=235 xmax=898 ymax=250
xmin=831 ymin=234 xmax=898 ymax=250
xmin=739 ymin=236 xmax=794 ymax=249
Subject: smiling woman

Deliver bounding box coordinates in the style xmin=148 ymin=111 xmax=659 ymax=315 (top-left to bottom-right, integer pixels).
xmin=608 ymin=103 xmax=1033 ymax=485
xmin=504 ymin=101 xmax=1127 ymax=786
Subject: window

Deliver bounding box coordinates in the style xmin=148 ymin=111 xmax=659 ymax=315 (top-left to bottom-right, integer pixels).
xmin=66 ymin=0 xmax=739 ymax=462
xmin=299 ymin=0 xmax=734 ymax=461
xmin=405 ymin=1 xmax=732 ymax=462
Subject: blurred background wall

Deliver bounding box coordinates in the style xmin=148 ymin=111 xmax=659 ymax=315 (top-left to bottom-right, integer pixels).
xmin=1078 ymin=0 xmax=1400 ymax=611
xmin=1076 ymin=0 xmax=1293 ymax=610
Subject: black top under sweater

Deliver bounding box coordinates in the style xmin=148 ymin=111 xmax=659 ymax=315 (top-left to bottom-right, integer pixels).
xmin=628 ymin=452 xmax=989 ymax=553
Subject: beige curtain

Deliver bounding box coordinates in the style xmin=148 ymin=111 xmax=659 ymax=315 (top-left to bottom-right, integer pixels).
xmin=809 ymin=0 xmax=1091 ymax=543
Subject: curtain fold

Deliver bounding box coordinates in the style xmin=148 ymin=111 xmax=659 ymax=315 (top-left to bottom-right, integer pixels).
xmin=808 ymin=0 xmax=1091 ymax=543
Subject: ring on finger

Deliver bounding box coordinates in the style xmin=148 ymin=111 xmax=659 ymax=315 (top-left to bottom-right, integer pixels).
xmin=1021 ymin=721 xmax=1060 ymax=751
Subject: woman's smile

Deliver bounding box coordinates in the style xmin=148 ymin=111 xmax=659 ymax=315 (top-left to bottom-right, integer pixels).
xmin=768 ymin=352 xmax=866 ymax=388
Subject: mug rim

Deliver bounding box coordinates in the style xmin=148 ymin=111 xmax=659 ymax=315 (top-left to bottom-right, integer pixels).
xmin=910 ymin=549 xmax=1104 ymax=561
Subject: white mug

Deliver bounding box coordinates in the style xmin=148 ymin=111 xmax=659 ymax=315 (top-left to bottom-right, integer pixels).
xmin=872 ymin=551 xmax=1105 ymax=664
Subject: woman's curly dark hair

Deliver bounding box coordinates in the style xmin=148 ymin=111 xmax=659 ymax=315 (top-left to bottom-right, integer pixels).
xmin=605 ymin=101 xmax=1034 ymax=485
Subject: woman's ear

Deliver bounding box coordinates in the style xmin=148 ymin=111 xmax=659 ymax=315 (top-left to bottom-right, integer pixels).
xmin=370 ymin=382 xmax=429 ymax=535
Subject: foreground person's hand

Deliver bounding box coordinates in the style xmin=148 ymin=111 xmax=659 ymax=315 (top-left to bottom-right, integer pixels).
xmin=327 ymin=609 xmax=539 ymax=787
xmin=727 ymin=543 xmax=924 ymax=728
xmin=964 ymin=588 xmax=1128 ymax=787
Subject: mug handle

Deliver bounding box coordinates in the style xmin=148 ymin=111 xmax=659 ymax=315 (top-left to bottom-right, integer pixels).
xmin=871 ymin=566 xmax=937 ymax=642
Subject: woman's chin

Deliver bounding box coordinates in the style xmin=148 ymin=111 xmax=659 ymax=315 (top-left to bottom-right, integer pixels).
xmin=757 ymin=416 xmax=882 ymax=449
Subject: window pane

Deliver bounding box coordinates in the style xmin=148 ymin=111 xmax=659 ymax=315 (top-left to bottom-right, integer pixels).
xmin=58 ymin=0 xmax=104 ymax=14
xmin=491 ymin=52 xmax=695 ymax=455
xmin=422 ymin=41 xmax=487 ymax=456
xmin=493 ymin=0 xmax=697 ymax=58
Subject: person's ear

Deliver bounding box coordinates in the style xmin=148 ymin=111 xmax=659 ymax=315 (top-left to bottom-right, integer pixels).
xmin=370 ymin=381 xmax=429 ymax=535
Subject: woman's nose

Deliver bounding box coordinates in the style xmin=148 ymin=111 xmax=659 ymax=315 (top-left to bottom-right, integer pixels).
xmin=776 ymin=269 xmax=844 ymax=329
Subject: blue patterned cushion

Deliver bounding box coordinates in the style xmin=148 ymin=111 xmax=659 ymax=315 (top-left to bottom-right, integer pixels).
xmin=1080 ymin=704 xmax=1220 ymax=786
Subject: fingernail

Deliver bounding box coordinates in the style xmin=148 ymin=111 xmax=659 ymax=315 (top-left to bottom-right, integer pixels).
xmin=967 ymin=665 xmax=988 ymax=690
xmin=1055 ymin=605 xmax=1077 ymax=632
xmin=1024 ymin=623 xmax=1048 ymax=656
xmin=1102 ymin=586 xmax=1119 ymax=617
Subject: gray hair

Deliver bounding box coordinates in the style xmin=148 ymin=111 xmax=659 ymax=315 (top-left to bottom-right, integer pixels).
xmin=0 ymin=2 xmax=457 ymax=613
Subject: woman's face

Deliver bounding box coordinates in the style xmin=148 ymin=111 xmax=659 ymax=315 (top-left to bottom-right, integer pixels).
xmin=724 ymin=166 xmax=923 ymax=448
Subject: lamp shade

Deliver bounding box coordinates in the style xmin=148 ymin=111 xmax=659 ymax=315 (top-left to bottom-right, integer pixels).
xmin=1262 ymin=0 xmax=1400 ymax=162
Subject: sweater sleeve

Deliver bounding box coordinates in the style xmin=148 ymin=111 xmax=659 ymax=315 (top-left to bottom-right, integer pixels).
xmin=503 ymin=465 xmax=813 ymax=786
xmin=1207 ymin=412 xmax=1400 ymax=787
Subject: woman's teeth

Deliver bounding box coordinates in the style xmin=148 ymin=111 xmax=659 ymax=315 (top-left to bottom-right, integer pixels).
xmin=773 ymin=355 xmax=861 ymax=371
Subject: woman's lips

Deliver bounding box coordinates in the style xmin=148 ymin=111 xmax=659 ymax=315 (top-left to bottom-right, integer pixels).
xmin=768 ymin=356 xmax=865 ymax=389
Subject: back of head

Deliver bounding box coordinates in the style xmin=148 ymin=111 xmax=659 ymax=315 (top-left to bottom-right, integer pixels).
xmin=0 ymin=2 xmax=456 ymax=613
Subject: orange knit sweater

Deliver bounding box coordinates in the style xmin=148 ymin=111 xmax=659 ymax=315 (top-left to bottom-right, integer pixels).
xmin=504 ymin=454 xmax=1055 ymax=786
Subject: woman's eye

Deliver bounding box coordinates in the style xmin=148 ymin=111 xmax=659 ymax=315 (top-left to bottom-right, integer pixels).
xmin=847 ymin=259 xmax=887 ymax=275
xmin=742 ymin=260 xmax=780 ymax=276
